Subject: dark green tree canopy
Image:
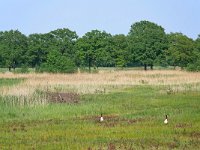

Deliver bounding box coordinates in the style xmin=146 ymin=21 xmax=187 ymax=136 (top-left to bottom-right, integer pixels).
xmin=49 ymin=28 xmax=78 ymax=55
xmin=186 ymin=34 xmax=200 ymax=71
xmin=0 ymin=21 xmax=199 ymax=72
xmin=167 ymin=32 xmax=195 ymax=68
xmin=0 ymin=30 xmax=27 ymax=70
xmin=37 ymin=50 xmax=77 ymax=73
xmin=75 ymin=30 xmax=113 ymax=71
xmin=27 ymin=33 xmax=50 ymax=67
xmin=128 ymin=20 xmax=167 ymax=70
xmin=27 ymin=28 xmax=78 ymax=67
xmin=112 ymin=34 xmax=129 ymax=67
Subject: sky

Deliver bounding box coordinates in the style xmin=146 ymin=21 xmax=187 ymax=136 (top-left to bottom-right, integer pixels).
xmin=1 ymin=0 xmax=200 ymax=39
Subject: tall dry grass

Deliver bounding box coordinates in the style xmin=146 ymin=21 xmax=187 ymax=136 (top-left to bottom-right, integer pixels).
xmin=0 ymin=70 xmax=200 ymax=97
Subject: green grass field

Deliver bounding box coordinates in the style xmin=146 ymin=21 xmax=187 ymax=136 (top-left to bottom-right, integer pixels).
xmin=0 ymin=77 xmax=199 ymax=150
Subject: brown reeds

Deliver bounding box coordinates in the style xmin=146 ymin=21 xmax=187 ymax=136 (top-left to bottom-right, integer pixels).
xmin=0 ymin=70 xmax=200 ymax=106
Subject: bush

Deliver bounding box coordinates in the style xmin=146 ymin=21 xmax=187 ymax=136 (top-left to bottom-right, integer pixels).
xmin=186 ymin=52 xmax=200 ymax=72
xmin=14 ymin=65 xmax=30 ymax=74
xmin=187 ymin=63 xmax=200 ymax=72
xmin=36 ymin=50 xmax=77 ymax=73
xmin=79 ymin=67 xmax=99 ymax=73
xmin=35 ymin=63 xmax=48 ymax=73
xmin=186 ymin=58 xmax=200 ymax=72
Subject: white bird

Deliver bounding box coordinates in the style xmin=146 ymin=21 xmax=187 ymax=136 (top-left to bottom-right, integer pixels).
xmin=164 ymin=115 xmax=168 ymax=124
xmin=100 ymin=113 xmax=104 ymax=122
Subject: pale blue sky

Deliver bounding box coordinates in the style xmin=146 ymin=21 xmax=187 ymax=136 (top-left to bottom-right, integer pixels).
xmin=1 ymin=0 xmax=200 ymax=39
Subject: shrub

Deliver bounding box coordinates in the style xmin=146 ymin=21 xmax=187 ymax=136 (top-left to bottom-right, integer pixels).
xmin=187 ymin=63 xmax=200 ymax=72
xmin=79 ymin=67 xmax=99 ymax=73
xmin=187 ymin=58 xmax=200 ymax=72
xmin=14 ymin=65 xmax=30 ymax=74
xmin=36 ymin=50 xmax=77 ymax=73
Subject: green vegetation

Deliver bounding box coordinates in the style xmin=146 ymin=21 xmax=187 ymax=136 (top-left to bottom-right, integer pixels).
xmin=128 ymin=21 xmax=167 ymax=70
xmin=36 ymin=50 xmax=77 ymax=73
xmin=0 ymin=20 xmax=199 ymax=72
xmin=0 ymin=78 xmax=24 ymax=87
xmin=0 ymin=84 xmax=199 ymax=149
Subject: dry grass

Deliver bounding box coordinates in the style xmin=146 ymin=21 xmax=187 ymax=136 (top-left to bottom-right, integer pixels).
xmin=0 ymin=70 xmax=200 ymax=97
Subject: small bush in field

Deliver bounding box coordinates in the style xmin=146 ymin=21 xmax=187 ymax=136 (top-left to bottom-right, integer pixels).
xmin=187 ymin=62 xmax=200 ymax=72
xmin=36 ymin=50 xmax=77 ymax=73
xmin=14 ymin=65 xmax=30 ymax=74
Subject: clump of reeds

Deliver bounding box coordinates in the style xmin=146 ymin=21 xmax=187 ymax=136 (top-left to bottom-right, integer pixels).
xmin=0 ymin=70 xmax=200 ymax=106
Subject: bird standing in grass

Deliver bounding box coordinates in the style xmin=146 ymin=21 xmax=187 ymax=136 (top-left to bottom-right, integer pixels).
xmin=100 ymin=113 xmax=104 ymax=122
xmin=164 ymin=115 xmax=168 ymax=124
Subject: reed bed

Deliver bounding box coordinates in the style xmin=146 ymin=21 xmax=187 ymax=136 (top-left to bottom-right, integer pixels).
xmin=0 ymin=70 xmax=200 ymax=106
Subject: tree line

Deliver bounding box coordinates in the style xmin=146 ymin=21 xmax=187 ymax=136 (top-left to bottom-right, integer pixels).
xmin=0 ymin=20 xmax=200 ymax=73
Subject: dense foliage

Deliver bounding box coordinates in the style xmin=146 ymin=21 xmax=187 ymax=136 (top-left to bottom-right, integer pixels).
xmin=0 ymin=20 xmax=199 ymax=72
xmin=128 ymin=21 xmax=167 ymax=70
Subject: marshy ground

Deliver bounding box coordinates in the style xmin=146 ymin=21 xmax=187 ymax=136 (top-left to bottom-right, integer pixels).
xmin=0 ymin=70 xmax=200 ymax=149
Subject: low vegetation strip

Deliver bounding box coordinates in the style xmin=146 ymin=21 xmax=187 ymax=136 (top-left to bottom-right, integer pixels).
xmin=0 ymin=78 xmax=24 ymax=87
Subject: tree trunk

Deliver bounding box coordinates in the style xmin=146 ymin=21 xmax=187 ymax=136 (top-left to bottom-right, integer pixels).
xmin=89 ymin=65 xmax=91 ymax=73
xmin=12 ymin=61 xmax=16 ymax=70
xmin=144 ymin=64 xmax=147 ymax=71
xmin=88 ymin=58 xmax=91 ymax=73
xmin=150 ymin=64 xmax=153 ymax=70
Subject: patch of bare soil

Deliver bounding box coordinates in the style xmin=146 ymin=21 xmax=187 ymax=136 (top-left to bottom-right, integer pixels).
xmin=82 ymin=115 xmax=145 ymax=127
xmin=6 ymin=119 xmax=67 ymax=133
xmin=108 ymin=143 xmax=116 ymax=150
xmin=121 ymin=118 xmax=144 ymax=124
xmin=8 ymin=123 xmax=27 ymax=133
xmin=47 ymin=92 xmax=80 ymax=103
xmin=82 ymin=115 xmax=119 ymax=122
xmin=167 ymin=142 xmax=179 ymax=149
xmin=190 ymin=132 xmax=200 ymax=138
xmin=100 ymin=117 xmax=145 ymax=127
xmin=175 ymin=123 xmax=192 ymax=128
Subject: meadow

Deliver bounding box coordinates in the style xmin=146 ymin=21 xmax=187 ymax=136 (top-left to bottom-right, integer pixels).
xmin=0 ymin=70 xmax=200 ymax=149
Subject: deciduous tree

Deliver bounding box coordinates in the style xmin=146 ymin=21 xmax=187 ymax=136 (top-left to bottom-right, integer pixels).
xmin=128 ymin=20 xmax=167 ymax=70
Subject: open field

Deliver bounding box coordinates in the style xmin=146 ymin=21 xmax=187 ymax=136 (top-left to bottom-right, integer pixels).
xmin=1 ymin=70 xmax=200 ymax=96
xmin=0 ymin=70 xmax=200 ymax=149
